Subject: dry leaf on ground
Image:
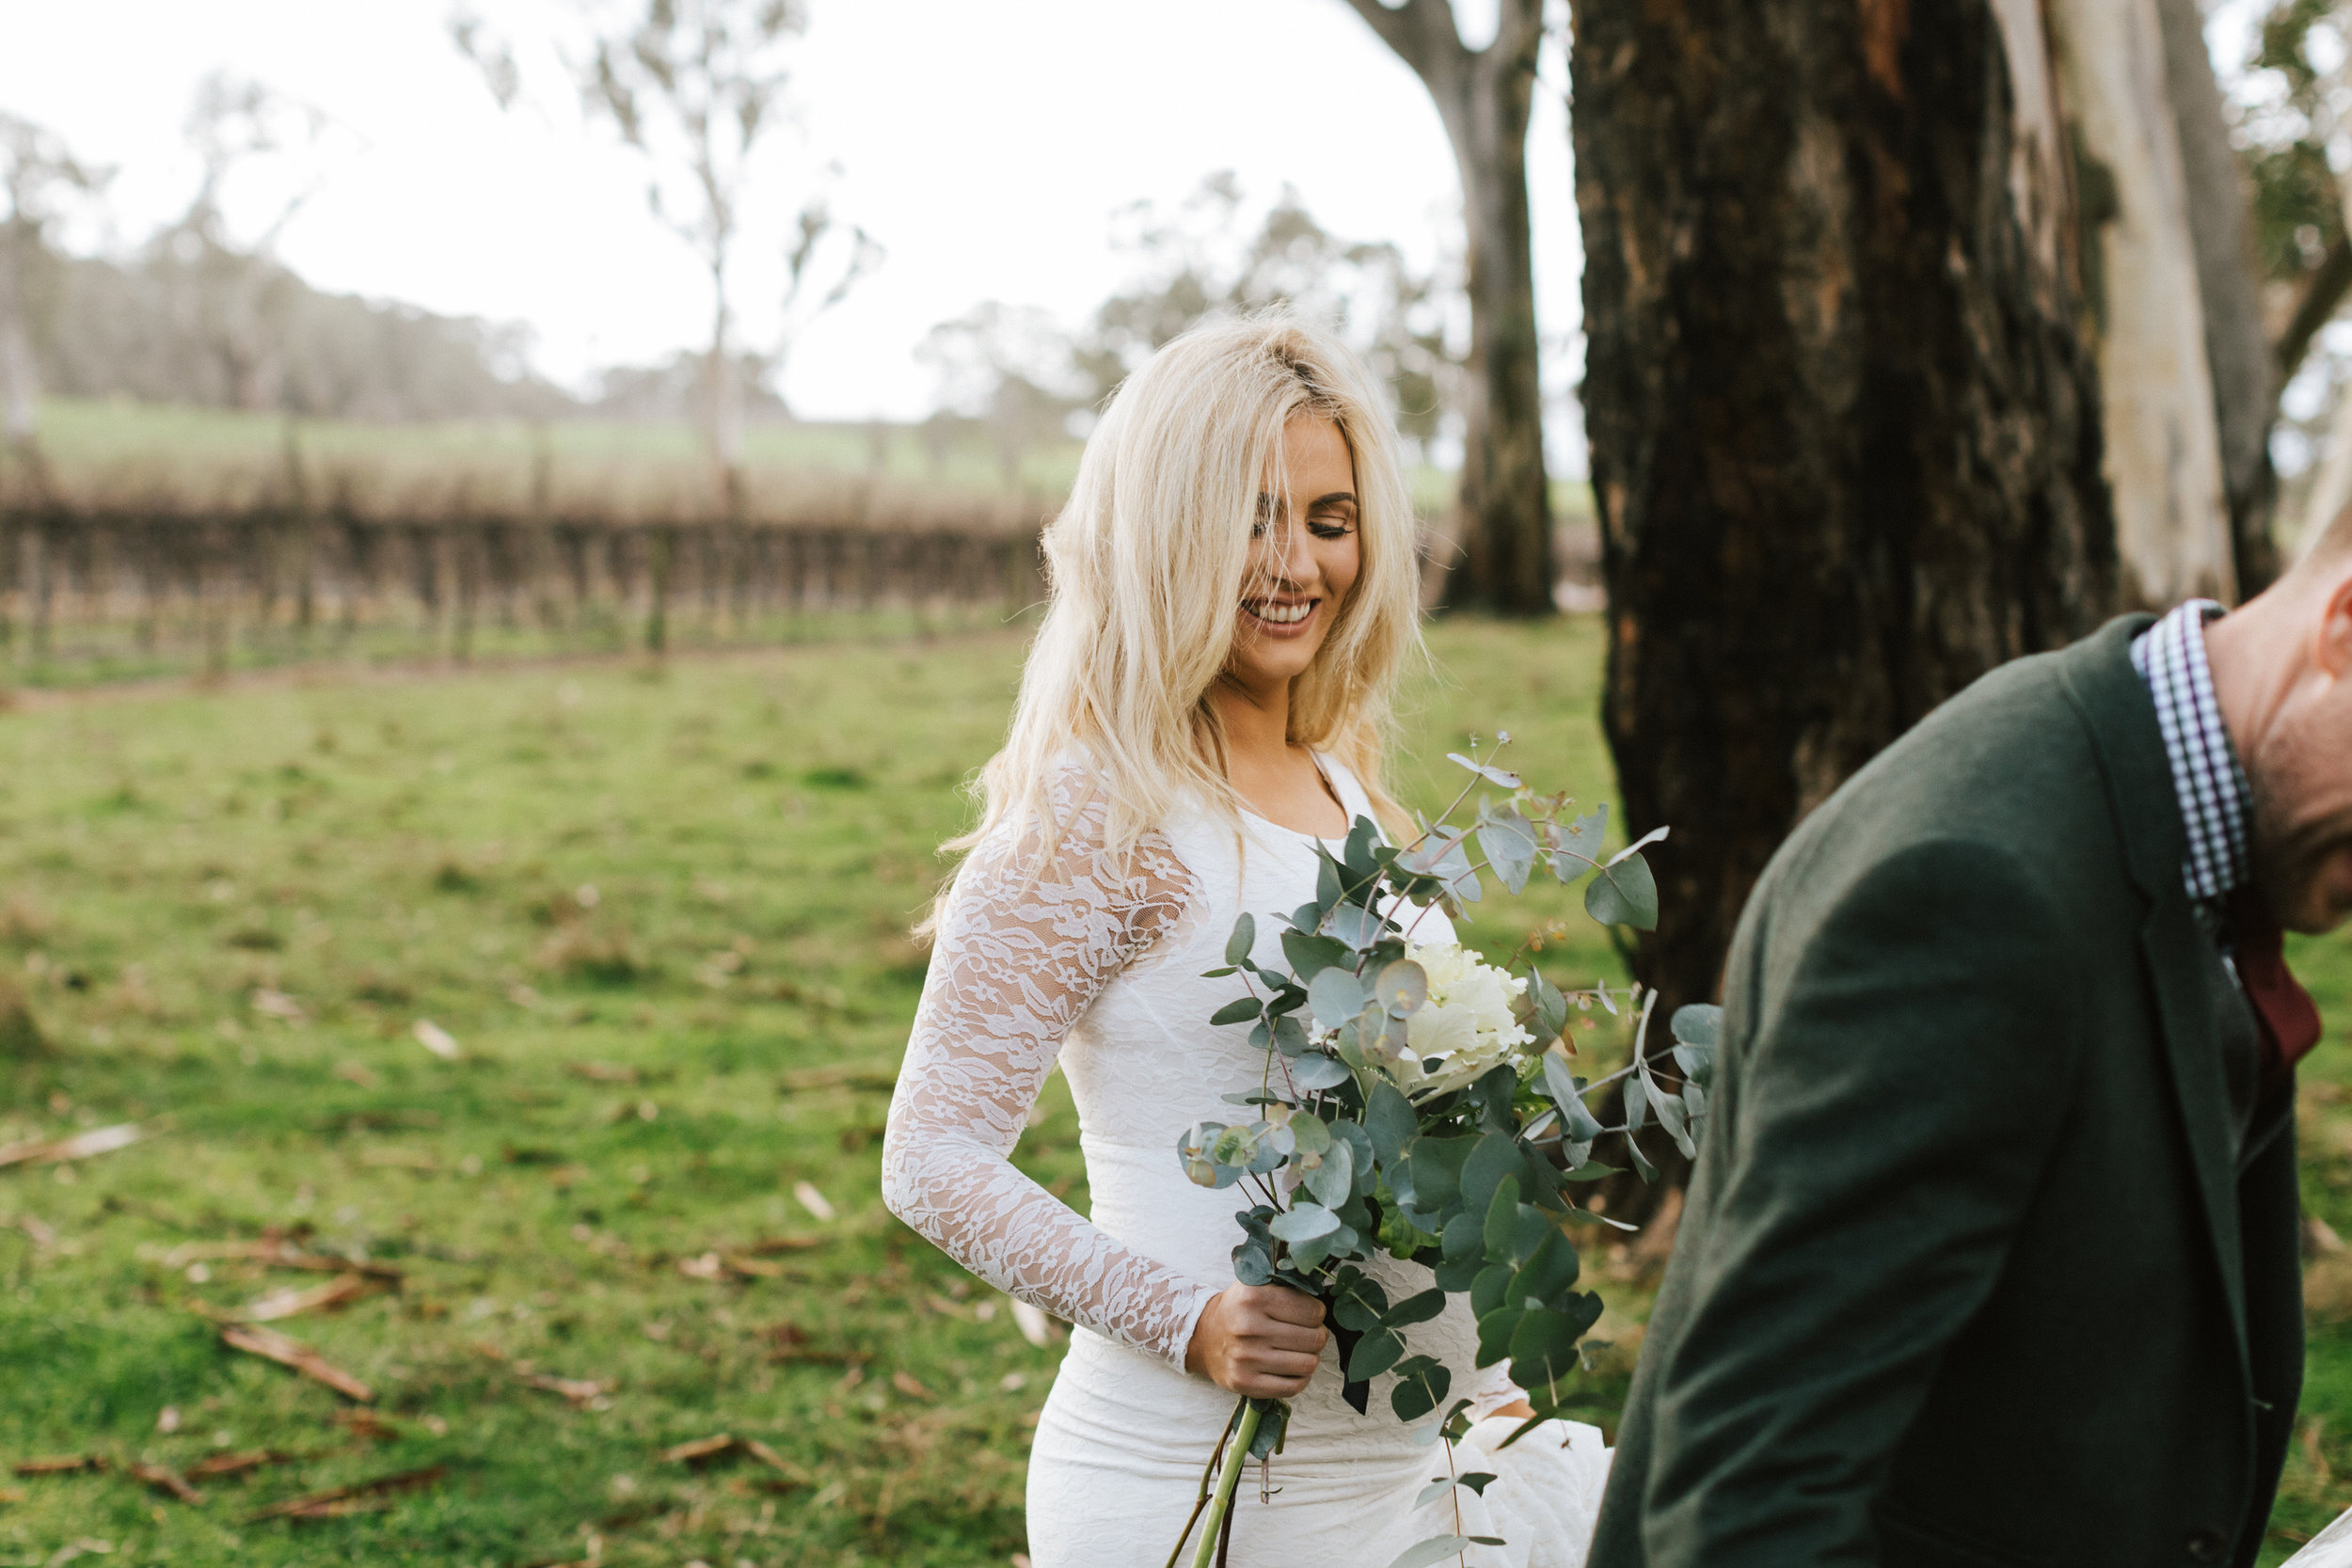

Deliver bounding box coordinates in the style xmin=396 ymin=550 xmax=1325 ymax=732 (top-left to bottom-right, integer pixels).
xmin=780 ymin=1064 xmax=898 ymax=1094
xmin=792 ymin=1181 xmax=836 ymax=1223
xmin=218 ymin=1323 xmax=373 ymax=1402
xmin=564 ymin=1060 xmax=637 ymax=1084
xmin=521 ymin=1373 xmax=612 ymax=1409
xmin=411 ymin=1020 xmax=460 ymax=1060
xmin=244 ymin=1274 xmax=378 ymax=1323
xmin=0 ymin=1124 xmax=140 ymax=1170
xmin=126 ymin=1462 xmax=199 ymax=1504
xmin=744 ymin=1234 xmax=827 ymax=1255
xmin=741 ymin=1438 xmax=807 ymax=1482
xmin=330 ymin=1409 xmax=403 ymax=1443
xmin=660 ymin=1433 xmax=739 ymax=1466
xmin=185 ymin=1450 xmax=295 ymax=1481
xmin=891 ymin=1370 xmax=936 ymax=1401
xmin=167 ymin=1238 xmax=403 ymax=1281
xmin=11 ymin=1455 xmax=105 ymax=1477
xmin=332 ymin=1061 xmax=379 ymax=1089
xmin=250 ymin=989 xmax=307 ymax=1023
xmin=244 ymin=1465 xmax=445 ymax=1522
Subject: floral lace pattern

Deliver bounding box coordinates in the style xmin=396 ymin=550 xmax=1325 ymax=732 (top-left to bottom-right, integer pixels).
xmin=882 ymin=768 xmax=1216 ymax=1367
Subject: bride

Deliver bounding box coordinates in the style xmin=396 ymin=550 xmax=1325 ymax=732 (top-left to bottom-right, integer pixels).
xmin=882 ymin=313 xmax=1610 ymax=1565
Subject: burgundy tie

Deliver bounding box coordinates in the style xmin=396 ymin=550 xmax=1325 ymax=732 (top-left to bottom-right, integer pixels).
xmin=2227 ymin=886 xmax=2325 ymax=1097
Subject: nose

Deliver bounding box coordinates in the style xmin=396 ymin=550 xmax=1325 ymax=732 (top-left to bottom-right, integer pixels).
xmin=1268 ymin=517 xmax=1318 ymax=588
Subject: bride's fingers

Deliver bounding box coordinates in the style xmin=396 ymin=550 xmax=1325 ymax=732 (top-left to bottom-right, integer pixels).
xmin=1253 ymin=1286 xmax=1327 ymax=1327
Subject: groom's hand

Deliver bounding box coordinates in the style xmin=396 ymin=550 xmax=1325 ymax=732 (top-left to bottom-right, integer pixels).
xmin=1184 ymin=1284 xmax=1327 ymax=1397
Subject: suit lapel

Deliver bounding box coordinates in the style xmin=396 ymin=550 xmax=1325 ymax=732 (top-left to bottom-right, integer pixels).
xmin=2058 ymin=615 xmax=2250 ymax=1368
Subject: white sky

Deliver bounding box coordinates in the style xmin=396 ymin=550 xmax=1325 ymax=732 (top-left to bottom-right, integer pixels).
xmin=1 ymin=0 xmax=1582 ymax=440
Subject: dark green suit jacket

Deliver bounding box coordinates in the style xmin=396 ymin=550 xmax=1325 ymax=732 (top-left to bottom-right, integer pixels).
xmin=1589 ymin=616 xmax=2304 ymax=1568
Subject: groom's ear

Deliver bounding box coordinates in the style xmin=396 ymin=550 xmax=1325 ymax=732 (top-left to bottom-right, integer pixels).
xmin=2317 ymin=565 xmax=2352 ymax=683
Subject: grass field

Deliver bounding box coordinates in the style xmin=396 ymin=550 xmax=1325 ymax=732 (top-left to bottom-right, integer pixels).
xmin=0 ymin=620 xmax=2346 ymax=1565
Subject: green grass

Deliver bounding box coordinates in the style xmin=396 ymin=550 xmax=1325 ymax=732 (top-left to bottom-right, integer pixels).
xmin=0 ymin=619 xmax=2341 ymax=1564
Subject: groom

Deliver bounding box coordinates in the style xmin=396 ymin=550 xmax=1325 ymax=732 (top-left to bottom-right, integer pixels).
xmin=1590 ymin=518 xmax=2352 ymax=1568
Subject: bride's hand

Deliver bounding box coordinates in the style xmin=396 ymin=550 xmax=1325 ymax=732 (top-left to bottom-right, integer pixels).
xmin=1184 ymin=1284 xmax=1328 ymax=1397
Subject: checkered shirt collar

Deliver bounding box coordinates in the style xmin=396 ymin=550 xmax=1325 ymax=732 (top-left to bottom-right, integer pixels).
xmin=2129 ymin=600 xmax=2253 ymax=903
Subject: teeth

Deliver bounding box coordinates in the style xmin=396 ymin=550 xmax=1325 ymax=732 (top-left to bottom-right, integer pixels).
xmin=1245 ymin=600 xmax=1312 ymax=626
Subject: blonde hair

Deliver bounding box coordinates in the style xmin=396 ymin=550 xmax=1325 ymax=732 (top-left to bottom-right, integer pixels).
xmin=937 ymin=311 xmax=1424 ymax=909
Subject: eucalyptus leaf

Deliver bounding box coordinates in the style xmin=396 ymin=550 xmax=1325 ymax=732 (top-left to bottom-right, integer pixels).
xmin=1209 ymin=996 xmax=1263 ymax=1027
xmin=1269 ymin=1204 xmax=1341 ymax=1243
xmin=1281 ymin=929 xmax=1352 ymax=982
xmin=1670 ymin=1003 xmax=1723 ymax=1048
xmin=1364 ymin=1083 xmax=1415 ymax=1168
xmin=1584 ymin=850 xmax=1660 ymax=930
xmin=1305 ymin=1139 xmax=1355 ymax=1208
xmin=1271 ymin=1014 xmax=1311 ymax=1057
xmin=1308 ymin=968 xmax=1370 ymax=1029
xmin=1382 ymin=1287 xmax=1447 ymax=1329
xmin=1461 ymin=1134 xmax=1523 ymax=1220
xmin=1476 ymin=808 xmax=1539 ymax=895
xmin=1407 ymin=1135 xmax=1476 ymax=1211
xmin=1390 ymin=1355 xmax=1452 ymax=1422
xmin=1289 ymin=1053 xmax=1353 ymax=1091
xmin=1287 ymin=1113 xmax=1331 ymax=1157
xmin=1387 ymin=1536 xmax=1487 ymax=1568
xmin=1224 ymin=913 xmax=1256 ymax=968
xmin=1552 ymin=804 xmax=1608 ymax=877
xmin=1375 ymin=959 xmax=1429 ymax=1018
xmin=1316 ymin=847 xmax=1343 ymax=910
xmin=1323 ymin=903 xmax=1388 ymax=950
xmin=1347 ymin=1326 xmax=1405 ymax=1382
xmin=1444 ymin=752 xmax=1524 ymax=789
xmin=1624 ymin=1072 xmax=1649 ymax=1136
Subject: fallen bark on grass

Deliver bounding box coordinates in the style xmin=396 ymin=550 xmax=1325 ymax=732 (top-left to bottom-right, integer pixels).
xmin=243 ymin=1273 xmax=382 ymax=1322
xmin=244 ymin=1465 xmax=446 ymax=1523
xmin=0 ymin=1124 xmax=140 ymax=1170
xmin=127 ymin=1462 xmax=199 ymax=1503
xmin=11 ymin=1455 xmax=105 ymax=1476
xmin=217 ymin=1323 xmax=374 ymax=1402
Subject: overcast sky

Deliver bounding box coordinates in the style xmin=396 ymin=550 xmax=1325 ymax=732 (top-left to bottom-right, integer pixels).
xmin=1 ymin=0 xmax=1581 ymax=434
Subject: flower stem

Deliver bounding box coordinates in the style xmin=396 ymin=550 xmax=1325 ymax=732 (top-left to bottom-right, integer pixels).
xmin=1191 ymin=1401 xmax=1263 ymax=1568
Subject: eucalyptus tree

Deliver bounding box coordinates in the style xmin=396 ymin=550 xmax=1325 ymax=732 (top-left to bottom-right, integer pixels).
xmin=1337 ymin=0 xmax=1550 ymax=614
xmin=454 ymin=0 xmax=878 ymax=512
xmin=0 ymin=113 xmax=105 ymax=479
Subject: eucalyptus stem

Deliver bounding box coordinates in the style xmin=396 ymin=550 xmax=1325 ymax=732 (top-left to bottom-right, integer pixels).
xmin=1191 ymin=1401 xmax=1263 ymax=1568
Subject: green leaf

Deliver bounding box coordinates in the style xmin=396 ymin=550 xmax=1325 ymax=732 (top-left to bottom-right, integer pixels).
xmin=1407 ymin=1135 xmax=1476 ymax=1211
xmin=1280 ymin=928 xmax=1352 ymax=981
xmin=1287 ymin=1113 xmax=1331 ymax=1157
xmin=1671 ymin=1043 xmax=1714 ymax=1086
xmin=1269 ymin=1204 xmax=1341 ymax=1243
xmin=1233 ymin=1241 xmax=1275 ymax=1286
xmin=1323 ymin=903 xmax=1388 ymax=950
xmin=1527 ymin=967 xmax=1568 ymax=1043
xmin=1346 ymin=1326 xmax=1405 ymax=1382
xmin=1444 ymin=752 xmax=1523 ymax=788
xmin=1624 ymin=1072 xmax=1649 ymax=1135
xmin=1390 ymin=1354 xmax=1452 ymax=1422
xmin=1626 ymin=1137 xmax=1659 ymax=1183
xmin=1382 ymin=1287 xmax=1446 ymax=1329
xmin=1541 ymin=1053 xmax=1605 ymax=1142
xmin=1328 ymin=1119 xmax=1376 ymax=1195
xmin=1290 ymin=1053 xmax=1351 ymax=1091
xmin=1375 ymin=958 xmax=1428 ymax=1018
xmin=1305 ymin=1138 xmax=1355 ymax=1208
xmin=1308 ymin=968 xmax=1369 ymax=1029
xmin=1315 ymin=846 xmax=1343 ymax=910
xmin=1480 ymin=1170 xmax=1523 ymax=1259
xmin=1291 ymin=900 xmax=1325 ymax=934
xmin=1364 ymin=1083 xmax=1416 ymax=1168
xmin=1210 ymin=996 xmax=1263 ymax=1027
xmin=1670 ymin=1003 xmax=1722 ymax=1047
xmin=1584 ymin=850 xmax=1660 ymax=930
xmin=1552 ymin=804 xmax=1607 ymax=876
xmin=1271 ymin=1014 xmax=1311 ymax=1056
xmin=1457 ymin=1471 xmax=1498 ymax=1496
xmin=1330 ymin=1267 xmax=1391 ymax=1331
xmin=1225 ymin=912 xmax=1256 ymax=968
xmin=1476 ymin=807 xmax=1539 ymax=895
xmin=1516 ymin=1227 xmax=1581 ymax=1302
xmin=1461 ymin=1133 xmax=1522 ymax=1220
xmin=1470 ymin=1262 xmax=1513 ymax=1319
xmin=1386 ymin=1535 xmax=1485 ymax=1568
xmin=1654 ymin=1088 xmax=1697 ymax=1160
xmin=1473 ymin=1304 xmax=1523 ymax=1368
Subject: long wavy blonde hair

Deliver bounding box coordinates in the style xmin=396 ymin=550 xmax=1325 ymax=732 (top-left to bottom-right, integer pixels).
xmin=931 ymin=310 xmax=1425 ymax=911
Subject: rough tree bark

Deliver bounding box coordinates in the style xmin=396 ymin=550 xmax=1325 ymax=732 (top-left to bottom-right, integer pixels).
xmin=1342 ymin=0 xmax=1552 ymax=615
xmin=1569 ymin=0 xmax=2119 ymax=1203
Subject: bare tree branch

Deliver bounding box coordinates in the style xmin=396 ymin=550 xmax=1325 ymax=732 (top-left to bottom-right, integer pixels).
xmin=1338 ymin=0 xmax=1465 ymax=73
xmin=2277 ymin=236 xmax=2352 ymax=389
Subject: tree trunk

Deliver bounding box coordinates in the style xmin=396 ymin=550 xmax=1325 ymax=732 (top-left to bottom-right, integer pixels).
xmin=1342 ymin=0 xmax=1552 ymax=615
xmin=2050 ymin=0 xmax=2234 ymax=607
xmin=2152 ymin=0 xmax=2280 ymax=596
xmin=1569 ymin=0 xmax=2118 ymax=1205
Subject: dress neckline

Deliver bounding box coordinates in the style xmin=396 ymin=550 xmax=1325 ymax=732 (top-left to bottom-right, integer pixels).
xmin=1239 ymin=753 xmax=1355 ymax=845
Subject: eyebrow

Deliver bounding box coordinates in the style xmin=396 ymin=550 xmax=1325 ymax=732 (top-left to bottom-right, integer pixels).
xmin=1307 ymin=491 xmax=1358 ymax=510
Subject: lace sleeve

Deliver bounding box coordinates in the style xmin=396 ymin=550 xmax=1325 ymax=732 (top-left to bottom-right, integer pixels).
xmin=882 ymin=775 xmax=1216 ymax=1369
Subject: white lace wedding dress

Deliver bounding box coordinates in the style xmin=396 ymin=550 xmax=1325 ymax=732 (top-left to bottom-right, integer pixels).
xmin=882 ymin=758 xmax=1611 ymax=1566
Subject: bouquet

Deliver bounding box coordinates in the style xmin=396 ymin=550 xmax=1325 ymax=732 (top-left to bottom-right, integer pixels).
xmin=1164 ymin=742 xmax=1716 ymax=1568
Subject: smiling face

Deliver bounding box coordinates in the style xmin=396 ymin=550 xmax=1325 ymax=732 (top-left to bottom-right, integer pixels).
xmin=1226 ymin=416 xmax=1360 ymax=701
